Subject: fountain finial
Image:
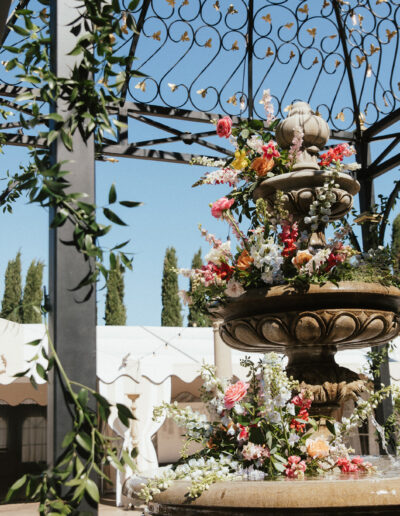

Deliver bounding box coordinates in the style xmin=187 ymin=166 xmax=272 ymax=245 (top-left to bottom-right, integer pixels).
xmin=275 ymin=102 xmax=330 ymax=171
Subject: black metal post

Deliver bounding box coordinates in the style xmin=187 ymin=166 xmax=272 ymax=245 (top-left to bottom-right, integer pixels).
xmin=48 ymin=0 xmax=97 ymax=512
xmin=356 ymin=140 xmax=394 ymax=455
xmin=0 ymin=1 xmax=11 ymax=44
xmin=247 ymin=0 xmax=254 ymax=119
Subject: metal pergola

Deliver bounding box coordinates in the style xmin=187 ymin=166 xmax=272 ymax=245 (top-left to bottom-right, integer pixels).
xmin=1 ymin=1 xmax=400 ymax=512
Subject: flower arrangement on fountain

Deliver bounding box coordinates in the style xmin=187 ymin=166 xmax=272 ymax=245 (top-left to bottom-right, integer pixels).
xmin=181 ymin=91 xmax=397 ymax=313
xmin=139 ymin=354 xmax=378 ymax=502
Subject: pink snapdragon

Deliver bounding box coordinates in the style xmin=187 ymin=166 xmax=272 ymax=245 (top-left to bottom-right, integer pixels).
xmin=336 ymin=456 xmax=374 ymax=474
xmin=285 ymin=455 xmax=307 ymax=478
xmin=211 ymin=197 xmax=234 ymax=218
xmin=238 ymin=424 xmax=249 ymax=441
xmin=287 ymin=126 xmax=304 ymax=168
xmin=224 ymin=380 xmax=249 ymax=409
xmin=291 ymin=390 xmax=313 ymax=410
xmin=199 ymin=226 xmax=222 ymax=249
xmin=260 ymin=89 xmax=275 ymax=125
xmin=216 ymin=116 xmax=233 ymax=138
xmin=262 ymin=141 xmax=280 ymax=160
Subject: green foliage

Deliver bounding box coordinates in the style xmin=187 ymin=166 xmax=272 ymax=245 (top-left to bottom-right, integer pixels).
xmin=22 ymin=260 xmax=44 ymax=323
xmin=392 ymin=213 xmax=400 ymax=272
xmin=105 ymin=257 xmax=127 ymax=325
xmin=161 ymin=247 xmax=183 ymax=327
xmin=5 ymin=328 xmax=137 ymax=514
xmin=1 ymin=251 xmax=22 ymax=322
xmin=188 ymin=249 xmax=210 ymax=327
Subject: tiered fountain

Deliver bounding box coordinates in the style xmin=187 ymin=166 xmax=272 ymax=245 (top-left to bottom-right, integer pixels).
xmin=147 ymin=104 xmax=400 ymax=515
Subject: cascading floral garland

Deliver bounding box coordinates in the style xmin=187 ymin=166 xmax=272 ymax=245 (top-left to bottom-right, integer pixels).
xmin=183 ymin=90 xmax=398 ymax=313
xmin=138 ymin=353 xmax=393 ymax=502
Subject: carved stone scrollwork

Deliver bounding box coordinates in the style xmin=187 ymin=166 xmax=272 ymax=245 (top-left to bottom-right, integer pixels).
xmin=220 ymin=309 xmax=399 ymax=352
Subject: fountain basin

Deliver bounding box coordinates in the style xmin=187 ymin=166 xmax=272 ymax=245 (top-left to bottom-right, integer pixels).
xmin=253 ymin=170 xmax=360 ymax=221
xmin=146 ymin=458 xmax=400 ymax=515
xmin=211 ymin=282 xmax=400 ymax=353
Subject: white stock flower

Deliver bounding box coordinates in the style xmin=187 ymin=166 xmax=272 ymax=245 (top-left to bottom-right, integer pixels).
xmin=225 ymin=279 xmax=245 ymax=297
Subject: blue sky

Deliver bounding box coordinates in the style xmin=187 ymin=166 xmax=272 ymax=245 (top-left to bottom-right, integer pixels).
xmin=0 ymin=0 xmax=399 ymax=326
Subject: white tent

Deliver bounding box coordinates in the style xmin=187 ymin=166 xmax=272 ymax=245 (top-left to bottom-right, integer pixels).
xmin=2 ymin=318 xmax=400 ymax=504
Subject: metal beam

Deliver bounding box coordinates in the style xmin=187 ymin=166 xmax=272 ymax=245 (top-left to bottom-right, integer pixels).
xmin=363 ymin=108 xmax=400 ymax=140
xmin=101 ymin=143 xmax=203 ymax=165
xmin=366 ymin=152 xmax=400 ymax=179
xmin=48 ymin=1 xmax=97 ymax=513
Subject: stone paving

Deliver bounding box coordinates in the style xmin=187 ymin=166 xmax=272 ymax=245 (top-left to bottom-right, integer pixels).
xmin=0 ymin=502 xmax=144 ymax=515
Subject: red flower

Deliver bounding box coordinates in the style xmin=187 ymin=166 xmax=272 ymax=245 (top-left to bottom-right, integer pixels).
xmin=279 ymin=222 xmax=298 ymax=258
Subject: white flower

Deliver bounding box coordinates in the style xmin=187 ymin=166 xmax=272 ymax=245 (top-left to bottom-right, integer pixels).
xmin=205 ymin=241 xmax=231 ymax=265
xmin=247 ymin=135 xmax=264 ymax=154
xmin=225 ymin=279 xmax=245 ymax=297
xmin=288 ymin=433 xmax=300 ymax=445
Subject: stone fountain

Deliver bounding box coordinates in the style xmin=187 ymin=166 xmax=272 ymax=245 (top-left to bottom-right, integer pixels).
xmin=146 ymin=103 xmax=400 ymax=515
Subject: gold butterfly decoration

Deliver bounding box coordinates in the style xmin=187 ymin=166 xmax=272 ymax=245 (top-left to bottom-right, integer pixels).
xmin=383 ymin=94 xmax=388 ymax=107
xmin=166 ymin=0 xmax=175 ymax=6
xmin=335 ymin=111 xmax=345 ymax=121
xmin=227 ymin=94 xmax=237 ymax=105
xmin=227 ymin=4 xmax=238 ymax=15
xmin=152 ymin=30 xmax=161 ymax=41
xmin=356 ymin=55 xmax=366 ymax=66
xmin=266 ymin=47 xmax=274 ymax=57
xmin=109 ymin=33 xmax=116 ymax=44
xmin=323 ymin=0 xmax=330 ymax=7
xmin=197 ymin=89 xmax=207 ymax=98
xmin=307 ymin=28 xmax=316 ymax=38
xmin=358 ymin=14 xmax=364 ymax=26
xmin=135 ymin=81 xmax=146 ymax=92
xmin=181 ymin=31 xmax=190 ymax=42
xmin=262 ymin=14 xmax=272 ymax=23
xmin=359 ymin=112 xmax=366 ymax=129
xmin=182 ymin=0 xmax=189 ymax=5
xmin=386 ymin=29 xmax=397 ymax=41
xmin=328 ymin=34 xmax=337 ymax=39
xmin=298 ymin=4 xmax=309 ymax=14
xmin=231 ymin=40 xmax=239 ymax=51
xmin=370 ymin=44 xmax=380 ymax=55
xmin=285 ymin=22 xmax=294 ymax=29
xmin=312 ymin=56 xmax=319 ymax=65
xmin=289 ymin=50 xmax=295 ymax=59
xmin=168 ymin=83 xmax=178 ymax=92
xmin=213 ymin=0 xmax=220 ymax=10
xmin=376 ymin=0 xmax=388 ymax=4
xmin=205 ymin=38 xmax=212 ymax=48
xmin=335 ymin=59 xmax=341 ymax=67
xmin=366 ymin=64 xmax=372 ymax=77
xmin=240 ymin=96 xmax=246 ymax=110
xmin=314 ymin=110 xmax=322 ymax=117
xmin=284 ymin=104 xmax=293 ymax=112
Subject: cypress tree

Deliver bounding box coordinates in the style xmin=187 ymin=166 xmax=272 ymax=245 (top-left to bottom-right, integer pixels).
xmin=161 ymin=247 xmax=183 ymax=326
xmin=1 ymin=251 xmax=22 ymax=322
xmin=188 ymin=248 xmax=210 ymax=327
xmin=392 ymin=213 xmax=400 ymax=273
xmin=22 ymin=260 xmax=44 ymax=323
xmin=105 ymin=258 xmax=127 ymax=325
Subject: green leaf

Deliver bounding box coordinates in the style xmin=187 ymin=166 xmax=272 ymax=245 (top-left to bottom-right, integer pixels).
xmin=12 ymin=24 xmax=30 ymax=36
xmin=47 ymin=113 xmax=64 ymax=123
xmin=117 ymin=403 xmax=134 ymax=427
xmin=103 ymin=207 xmax=127 ymax=226
xmin=76 ymin=432 xmax=92 ymax=453
xmin=61 ymin=431 xmax=75 ymax=449
xmin=14 ymin=368 xmax=30 ymax=378
xmin=61 ymin=130 xmax=73 ymax=151
xmin=36 ymin=363 xmax=47 ymax=380
xmin=119 ymin=200 xmax=143 ymax=208
xmin=77 ymin=388 xmax=89 ymax=408
xmin=85 ymin=478 xmax=100 ymax=503
xmin=326 ymin=419 xmax=336 ymax=436
xmin=26 ymin=339 xmax=42 ymax=346
xmin=4 ymin=475 xmax=27 ymax=502
xmin=108 ymin=183 xmax=117 ymax=204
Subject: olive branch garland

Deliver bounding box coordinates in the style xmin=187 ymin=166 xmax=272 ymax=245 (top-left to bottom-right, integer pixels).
xmin=0 ymin=0 xmax=145 ymax=511
xmin=0 ymin=0 xmax=144 ymax=288
xmin=5 ymin=318 xmax=137 ymax=513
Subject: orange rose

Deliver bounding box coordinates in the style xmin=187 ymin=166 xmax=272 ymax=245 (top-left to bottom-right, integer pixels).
xmin=250 ymin=157 xmax=274 ymax=177
xmin=292 ymin=250 xmax=313 ymax=269
xmin=236 ymin=249 xmax=254 ymax=271
xmin=306 ymin=438 xmax=330 ymax=459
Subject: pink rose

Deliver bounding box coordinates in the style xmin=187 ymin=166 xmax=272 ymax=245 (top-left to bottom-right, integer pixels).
xmin=216 ymin=116 xmax=233 ymax=138
xmin=224 ymin=380 xmax=249 ymax=409
xmin=211 ymin=197 xmax=234 ymax=219
xmin=287 ymin=455 xmax=301 ymax=465
xmin=351 ymin=456 xmax=363 ymax=465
